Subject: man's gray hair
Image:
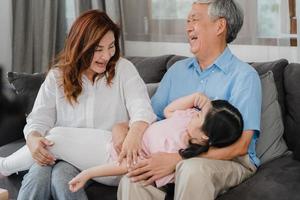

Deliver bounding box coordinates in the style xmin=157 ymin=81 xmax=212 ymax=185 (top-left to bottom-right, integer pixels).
xmin=193 ymin=0 xmax=244 ymax=43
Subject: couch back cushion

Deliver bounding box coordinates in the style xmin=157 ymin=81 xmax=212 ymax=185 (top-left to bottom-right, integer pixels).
xmin=284 ymin=63 xmax=300 ymax=158
xmin=250 ymin=59 xmax=288 ymax=118
xmin=7 ymin=72 xmax=46 ymax=114
xmin=126 ymin=55 xmax=174 ymax=83
xmin=256 ymin=71 xmax=288 ymax=164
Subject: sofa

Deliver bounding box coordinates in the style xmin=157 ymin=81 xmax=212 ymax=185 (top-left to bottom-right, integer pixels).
xmin=1 ymin=54 xmax=300 ymax=200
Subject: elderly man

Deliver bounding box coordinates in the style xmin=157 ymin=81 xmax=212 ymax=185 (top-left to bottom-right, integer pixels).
xmin=118 ymin=0 xmax=262 ymax=199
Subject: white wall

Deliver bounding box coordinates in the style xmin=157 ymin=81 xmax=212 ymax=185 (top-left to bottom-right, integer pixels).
xmin=0 ymin=0 xmax=12 ymax=74
xmin=124 ymin=41 xmax=300 ymax=63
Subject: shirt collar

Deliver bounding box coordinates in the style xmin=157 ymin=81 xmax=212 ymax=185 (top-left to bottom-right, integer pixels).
xmin=214 ymin=47 xmax=232 ymax=74
xmin=188 ymin=47 xmax=233 ymax=74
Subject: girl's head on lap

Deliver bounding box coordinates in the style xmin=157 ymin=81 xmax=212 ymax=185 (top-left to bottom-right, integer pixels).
xmin=180 ymin=100 xmax=244 ymax=159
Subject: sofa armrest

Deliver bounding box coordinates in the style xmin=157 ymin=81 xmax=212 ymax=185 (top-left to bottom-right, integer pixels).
xmin=0 ymin=114 xmax=26 ymax=147
xmin=0 ymin=139 xmax=25 ymax=157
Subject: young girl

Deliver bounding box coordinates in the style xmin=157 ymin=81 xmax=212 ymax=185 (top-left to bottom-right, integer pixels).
xmin=68 ymin=92 xmax=244 ymax=191
xmin=0 ymin=92 xmax=243 ymax=189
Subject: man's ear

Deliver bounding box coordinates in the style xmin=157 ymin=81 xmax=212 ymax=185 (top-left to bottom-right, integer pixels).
xmin=216 ymin=17 xmax=227 ymax=36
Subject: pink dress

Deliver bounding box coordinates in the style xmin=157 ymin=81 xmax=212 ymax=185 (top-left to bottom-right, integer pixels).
xmin=109 ymin=109 xmax=196 ymax=187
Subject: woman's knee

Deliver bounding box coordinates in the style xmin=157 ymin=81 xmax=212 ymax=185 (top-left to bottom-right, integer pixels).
xmin=51 ymin=161 xmax=80 ymax=186
xmin=22 ymin=163 xmax=52 ymax=185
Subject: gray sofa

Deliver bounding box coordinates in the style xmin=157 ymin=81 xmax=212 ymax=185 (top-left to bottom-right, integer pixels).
xmin=1 ymin=55 xmax=300 ymax=200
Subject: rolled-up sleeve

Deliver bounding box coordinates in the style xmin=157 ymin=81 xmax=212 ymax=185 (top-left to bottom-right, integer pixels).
xmin=23 ymin=70 xmax=57 ymax=139
xmin=122 ymin=62 xmax=157 ymax=126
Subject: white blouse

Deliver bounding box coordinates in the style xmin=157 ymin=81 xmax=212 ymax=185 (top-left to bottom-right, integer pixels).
xmin=23 ymin=58 xmax=157 ymax=139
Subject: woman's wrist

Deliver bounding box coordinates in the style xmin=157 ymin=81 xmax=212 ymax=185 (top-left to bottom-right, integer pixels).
xmin=27 ymin=131 xmax=42 ymax=139
xmin=128 ymin=121 xmax=149 ymax=137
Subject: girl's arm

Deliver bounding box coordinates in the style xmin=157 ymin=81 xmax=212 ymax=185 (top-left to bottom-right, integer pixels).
xmin=69 ymin=162 xmax=127 ymax=192
xmin=164 ymin=92 xmax=210 ymax=118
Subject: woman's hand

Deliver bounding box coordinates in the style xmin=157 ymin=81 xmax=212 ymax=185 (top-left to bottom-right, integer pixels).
xmin=118 ymin=132 xmax=144 ymax=167
xmin=69 ymin=170 xmax=90 ymax=192
xmin=26 ymin=131 xmax=56 ymax=166
xmin=127 ymin=152 xmax=182 ymax=186
xmin=118 ymin=121 xmax=149 ymax=167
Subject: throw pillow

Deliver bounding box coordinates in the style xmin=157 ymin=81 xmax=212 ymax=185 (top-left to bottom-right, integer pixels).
xmin=256 ymin=71 xmax=288 ymax=164
xmin=250 ymin=59 xmax=288 ymax=120
xmin=7 ymin=72 xmax=46 ymax=115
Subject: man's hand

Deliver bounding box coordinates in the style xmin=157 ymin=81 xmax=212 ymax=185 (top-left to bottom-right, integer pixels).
xmin=26 ymin=131 xmax=56 ymax=166
xmin=127 ymin=152 xmax=182 ymax=186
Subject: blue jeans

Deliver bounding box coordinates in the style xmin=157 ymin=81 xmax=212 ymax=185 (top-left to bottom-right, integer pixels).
xmin=17 ymin=161 xmax=88 ymax=200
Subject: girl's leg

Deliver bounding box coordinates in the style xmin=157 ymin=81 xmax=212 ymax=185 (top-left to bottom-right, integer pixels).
xmin=0 ymin=126 xmax=120 ymax=185
xmin=46 ymin=127 xmax=120 ymax=186
xmin=0 ymin=145 xmax=34 ymax=176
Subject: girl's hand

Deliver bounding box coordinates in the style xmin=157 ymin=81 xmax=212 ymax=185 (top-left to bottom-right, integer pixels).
xmin=68 ymin=171 xmax=89 ymax=192
xmin=193 ymin=93 xmax=211 ymax=110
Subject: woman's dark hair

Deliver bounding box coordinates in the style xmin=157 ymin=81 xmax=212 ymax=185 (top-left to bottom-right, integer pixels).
xmin=179 ymin=100 xmax=243 ymax=159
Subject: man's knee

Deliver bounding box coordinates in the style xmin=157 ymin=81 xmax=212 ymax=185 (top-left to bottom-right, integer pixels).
xmin=176 ymin=158 xmax=213 ymax=179
xmin=118 ymin=176 xmax=135 ymax=194
xmin=174 ymin=158 xmax=219 ymax=200
xmin=118 ymin=176 xmax=165 ymax=200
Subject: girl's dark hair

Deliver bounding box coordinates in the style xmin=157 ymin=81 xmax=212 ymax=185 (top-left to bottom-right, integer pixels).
xmin=179 ymin=100 xmax=243 ymax=159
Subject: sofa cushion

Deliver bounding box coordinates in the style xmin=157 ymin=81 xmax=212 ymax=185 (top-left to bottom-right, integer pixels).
xmin=256 ymin=71 xmax=288 ymax=164
xmin=216 ymin=154 xmax=300 ymax=200
xmin=126 ymin=55 xmax=173 ymax=83
xmin=284 ymin=63 xmax=300 ymax=159
xmin=7 ymin=73 xmax=160 ymax=117
xmin=7 ymin=72 xmax=46 ymax=115
xmin=146 ymin=83 xmax=159 ymax=98
xmin=166 ymin=55 xmax=187 ymax=69
xmin=0 ymin=114 xmax=26 ymax=147
xmin=250 ymin=59 xmax=288 ymax=118
xmin=0 ymin=69 xmax=26 ymax=145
